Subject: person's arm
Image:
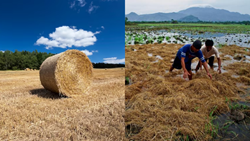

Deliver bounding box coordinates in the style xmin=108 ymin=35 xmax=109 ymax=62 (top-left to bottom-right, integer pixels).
xmin=199 ymin=59 xmax=202 ymax=70
xmin=195 ymin=60 xmax=202 ymax=72
xmin=199 ymin=47 xmax=205 ymax=70
xmin=199 ymin=60 xmax=202 ymax=70
xmin=202 ymin=61 xmax=212 ymax=79
xmin=217 ymin=57 xmax=221 ymax=74
xmin=214 ymin=47 xmax=221 ymax=74
xmin=181 ymin=57 xmax=190 ymax=78
xmin=198 ymin=50 xmax=212 ymax=79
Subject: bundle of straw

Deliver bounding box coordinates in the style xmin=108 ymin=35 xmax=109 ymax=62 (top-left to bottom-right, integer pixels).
xmin=39 ymin=50 xmax=93 ymax=97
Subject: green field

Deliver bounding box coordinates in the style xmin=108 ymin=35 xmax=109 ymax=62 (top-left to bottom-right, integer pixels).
xmin=126 ymin=23 xmax=250 ymax=34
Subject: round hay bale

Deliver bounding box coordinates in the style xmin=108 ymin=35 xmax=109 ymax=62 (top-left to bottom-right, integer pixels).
xmin=39 ymin=50 xmax=93 ymax=97
xmin=25 ymin=68 xmax=30 ymax=71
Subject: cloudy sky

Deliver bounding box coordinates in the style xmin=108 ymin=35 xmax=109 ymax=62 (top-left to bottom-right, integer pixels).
xmin=126 ymin=0 xmax=250 ymax=15
xmin=0 ymin=0 xmax=125 ymax=64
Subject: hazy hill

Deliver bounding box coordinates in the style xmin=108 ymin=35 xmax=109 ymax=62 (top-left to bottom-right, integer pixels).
xmin=178 ymin=15 xmax=200 ymax=22
xmin=126 ymin=7 xmax=250 ymax=22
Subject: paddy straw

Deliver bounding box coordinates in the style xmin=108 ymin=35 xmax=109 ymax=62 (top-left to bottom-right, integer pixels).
xmin=125 ymin=43 xmax=249 ymax=140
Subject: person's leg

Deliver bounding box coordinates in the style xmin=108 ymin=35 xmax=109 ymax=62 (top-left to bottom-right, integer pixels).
xmin=196 ymin=58 xmax=208 ymax=72
xmin=188 ymin=70 xmax=192 ymax=80
xmin=208 ymin=56 xmax=214 ymax=70
xmin=169 ymin=65 xmax=174 ymax=72
xmin=170 ymin=56 xmax=181 ymax=72
xmin=186 ymin=61 xmax=192 ymax=80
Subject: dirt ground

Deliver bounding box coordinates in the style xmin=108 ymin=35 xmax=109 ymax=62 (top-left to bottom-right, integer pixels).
xmin=0 ymin=68 xmax=125 ymax=141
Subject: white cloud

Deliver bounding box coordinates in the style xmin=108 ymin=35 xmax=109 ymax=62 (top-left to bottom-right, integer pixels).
xmin=103 ymin=57 xmax=125 ymax=64
xmin=70 ymin=1 xmax=75 ymax=8
xmin=94 ymin=31 xmax=101 ymax=34
xmin=188 ymin=4 xmax=214 ymax=8
xmin=1 ymin=50 xmax=4 ymax=53
xmin=70 ymin=0 xmax=86 ymax=8
xmin=78 ymin=0 xmax=86 ymax=7
xmin=81 ymin=49 xmax=98 ymax=56
xmin=35 ymin=26 xmax=98 ymax=49
xmin=88 ymin=2 xmax=99 ymax=14
xmin=101 ymin=26 xmax=105 ymax=29
xmin=101 ymin=0 xmax=117 ymax=1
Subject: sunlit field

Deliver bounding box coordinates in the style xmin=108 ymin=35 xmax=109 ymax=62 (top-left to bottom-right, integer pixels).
xmin=0 ymin=68 xmax=125 ymax=141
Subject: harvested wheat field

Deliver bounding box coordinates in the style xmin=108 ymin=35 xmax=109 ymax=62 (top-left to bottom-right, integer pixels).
xmin=125 ymin=43 xmax=250 ymax=140
xmin=0 ymin=68 xmax=124 ymax=141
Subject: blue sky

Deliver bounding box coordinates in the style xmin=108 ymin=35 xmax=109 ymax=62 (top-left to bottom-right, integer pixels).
xmin=0 ymin=0 xmax=125 ymax=64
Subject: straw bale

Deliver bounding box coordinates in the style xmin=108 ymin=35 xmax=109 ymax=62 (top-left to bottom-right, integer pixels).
xmin=25 ymin=68 xmax=30 ymax=71
xmin=39 ymin=50 xmax=93 ymax=97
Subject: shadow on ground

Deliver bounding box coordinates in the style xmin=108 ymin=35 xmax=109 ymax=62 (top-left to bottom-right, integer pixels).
xmin=30 ymin=88 xmax=67 ymax=99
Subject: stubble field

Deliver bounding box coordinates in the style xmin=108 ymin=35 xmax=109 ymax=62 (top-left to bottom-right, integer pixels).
xmin=0 ymin=68 xmax=125 ymax=141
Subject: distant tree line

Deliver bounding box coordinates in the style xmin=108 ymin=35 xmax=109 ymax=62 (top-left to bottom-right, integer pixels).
xmin=92 ymin=63 xmax=124 ymax=68
xmin=0 ymin=50 xmax=54 ymax=70
xmin=129 ymin=21 xmax=250 ymax=25
xmin=125 ymin=17 xmax=250 ymax=25
xmin=0 ymin=50 xmax=124 ymax=70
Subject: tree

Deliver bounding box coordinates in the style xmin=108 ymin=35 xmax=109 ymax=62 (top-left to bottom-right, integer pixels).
xmin=0 ymin=52 xmax=4 ymax=70
xmin=13 ymin=50 xmax=22 ymax=70
xmin=171 ymin=19 xmax=178 ymax=24
xmin=125 ymin=17 xmax=129 ymax=25
xmin=3 ymin=51 xmax=15 ymax=70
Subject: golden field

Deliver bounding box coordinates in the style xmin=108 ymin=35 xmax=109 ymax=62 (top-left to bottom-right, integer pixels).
xmin=0 ymin=68 xmax=124 ymax=141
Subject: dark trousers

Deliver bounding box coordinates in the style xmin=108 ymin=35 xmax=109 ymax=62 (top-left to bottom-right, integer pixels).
xmin=197 ymin=56 xmax=214 ymax=69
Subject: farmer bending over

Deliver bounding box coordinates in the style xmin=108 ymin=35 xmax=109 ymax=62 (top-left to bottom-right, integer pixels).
xmin=169 ymin=40 xmax=212 ymax=80
xmin=195 ymin=39 xmax=221 ymax=74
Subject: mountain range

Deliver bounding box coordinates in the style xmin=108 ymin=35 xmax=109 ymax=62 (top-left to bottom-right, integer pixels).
xmin=126 ymin=7 xmax=250 ymax=22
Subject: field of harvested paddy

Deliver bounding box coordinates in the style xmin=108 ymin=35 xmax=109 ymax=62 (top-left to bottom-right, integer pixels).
xmin=125 ymin=43 xmax=250 ymax=140
xmin=0 ymin=68 xmax=125 ymax=141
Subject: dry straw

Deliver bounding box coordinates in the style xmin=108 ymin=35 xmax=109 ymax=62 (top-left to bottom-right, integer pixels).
xmin=39 ymin=50 xmax=93 ymax=97
xmin=125 ymin=43 xmax=250 ymax=140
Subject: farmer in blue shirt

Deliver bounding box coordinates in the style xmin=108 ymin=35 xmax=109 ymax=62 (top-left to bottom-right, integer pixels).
xmin=169 ymin=40 xmax=212 ymax=80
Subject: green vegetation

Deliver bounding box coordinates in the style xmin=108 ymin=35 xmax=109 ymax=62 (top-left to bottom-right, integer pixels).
xmin=205 ymin=106 xmax=219 ymax=138
xmin=217 ymin=43 xmax=227 ymax=49
xmin=0 ymin=50 xmax=54 ymax=70
xmin=92 ymin=63 xmax=125 ymax=68
xmin=226 ymin=97 xmax=250 ymax=110
xmin=125 ymin=76 xmax=130 ymax=85
xmin=0 ymin=50 xmax=125 ymax=70
xmin=126 ymin=23 xmax=250 ymax=34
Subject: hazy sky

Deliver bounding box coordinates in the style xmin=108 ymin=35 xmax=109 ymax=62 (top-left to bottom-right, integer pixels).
xmin=126 ymin=0 xmax=250 ymax=15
